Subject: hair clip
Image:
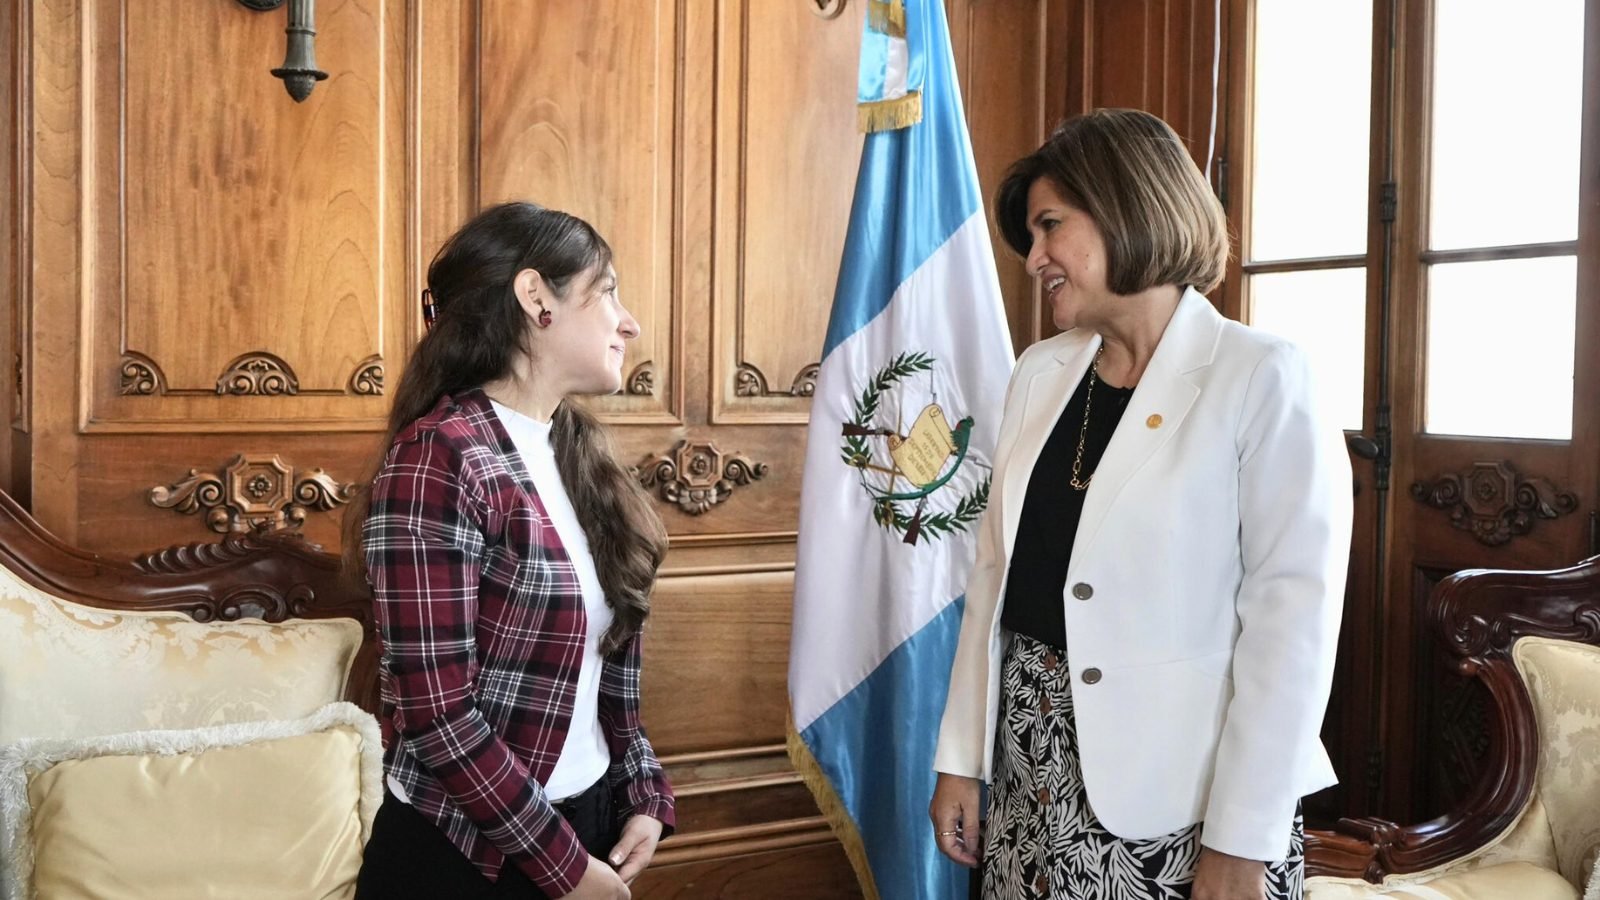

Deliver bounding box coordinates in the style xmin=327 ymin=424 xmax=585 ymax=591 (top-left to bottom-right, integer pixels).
xmin=421 ymin=288 xmax=438 ymax=331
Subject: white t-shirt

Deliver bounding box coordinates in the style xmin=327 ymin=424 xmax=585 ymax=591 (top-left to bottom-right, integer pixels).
xmin=388 ymin=400 xmax=614 ymax=805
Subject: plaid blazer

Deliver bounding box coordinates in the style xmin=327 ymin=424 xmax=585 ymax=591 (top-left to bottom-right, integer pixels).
xmin=364 ymin=389 xmax=675 ymax=894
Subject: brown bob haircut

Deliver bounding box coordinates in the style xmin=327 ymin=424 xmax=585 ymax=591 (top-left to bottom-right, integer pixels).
xmin=995 ymin=108 xmax=1229 ymax=295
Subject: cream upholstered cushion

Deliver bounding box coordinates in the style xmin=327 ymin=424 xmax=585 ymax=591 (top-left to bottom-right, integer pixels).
xmin=0 ymin=702 xmax=381 ymax=900
xmin=1516 ymin=637 xmax=1600 ymax=890
xmin=0 ymin=563 xmax=363 ymax=743
xmin=1305 ymin=861 xmax=1575 ymax=899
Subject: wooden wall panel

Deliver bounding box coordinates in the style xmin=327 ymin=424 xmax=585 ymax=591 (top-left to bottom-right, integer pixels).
xmin=644 ymin=569 xmax=794 ymax=755
xmin=17 ymin=0 xmax=412 ymax=546
xmin=946 ymin=0 xmax=1222 ymax=351
xmin=416 ymin=0 xmax=478 ymax=313
xmin=74 ymin=432 xmax=382 ymax=555
xmin=1077 ymin=0 xmax=1221 ymax=167
xmin=479 ymin=0 xmax=683 ymax=424
xmin=28 ymin=0 xmax=87 ymax=537
xmin=641 ymin=531 xmax=840 ymax=890
xmin=711 ymin=0 xmax=861 ymax=423
xmin=10 ymin=0 xmax=492 ymax=551
xmin=662 ymin=744 xmax=813 ymax=833
xmin=86 ymin=0 xmax=405 ymax=431
xmin=621 ymin=423 xmax=799 ymax=538
xmin=946 ymin=0 xmax=1063 ymax=355
xmin=634 ymin=836 xmax=860 ymax=898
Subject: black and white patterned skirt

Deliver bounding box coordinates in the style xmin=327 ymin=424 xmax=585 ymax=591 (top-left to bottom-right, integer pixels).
xmin=983 ymin=633 xmax=1304 ymax=899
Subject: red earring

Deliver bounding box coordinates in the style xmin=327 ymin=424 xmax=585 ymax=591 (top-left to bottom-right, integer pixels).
xmin=536 ymin=308 xmax=552 ymax=328
xmin=421 ymin=289 xmax=438 ymax=331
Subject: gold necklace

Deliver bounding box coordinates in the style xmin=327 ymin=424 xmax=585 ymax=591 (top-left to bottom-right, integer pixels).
xmin=1068 ymin=347 xmax=1103 ymax=491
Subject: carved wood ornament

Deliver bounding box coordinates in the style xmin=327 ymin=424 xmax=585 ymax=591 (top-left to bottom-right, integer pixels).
xmin=734 ymin=362 xmax=821 ymax=398
xmin=627 ymin=361 xmax=656 ymax=396
xmin=636 ymin=441 xmax=769 ymax=515
xmin=348 ymin=355 xmax=385 ymax=395
xmin=149 ymin=453 xmax=356 ymax=534
xmin=120 ymin=352 xmax=164 ymax=395
xmin=217 ymin=352 xmax=301 ymax=395
xmin=809 ymin=0 xmax=847 ymax=19
xmin=1411 ymin=461 xmax=1578 ymax=546
xmin=118 ymin=352 xmax=383 ymax=396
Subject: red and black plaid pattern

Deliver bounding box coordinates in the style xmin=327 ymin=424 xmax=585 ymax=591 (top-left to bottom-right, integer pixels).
xmin=364 ymin=389 xmax=674 ymax=895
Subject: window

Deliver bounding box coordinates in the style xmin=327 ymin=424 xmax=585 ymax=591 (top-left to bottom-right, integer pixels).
xmin=1237 ymin=1 xmax=1584 ymax=440
xmin=1241 ymin=0 xmax=1373 ymax=431
xmin=1421 ymin=0 xmax=1583 ymax=439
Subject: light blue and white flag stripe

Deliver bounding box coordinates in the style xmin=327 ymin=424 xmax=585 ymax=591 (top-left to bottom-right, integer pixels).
xmin=789 ymin=1 xmax=1014 ymax=897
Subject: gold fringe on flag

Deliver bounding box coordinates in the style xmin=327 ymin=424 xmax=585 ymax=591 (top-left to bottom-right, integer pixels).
xmin=786 ymin=713 xmax=883 ymax=900
xmin=867 ymin=0 xmax=907 ymax=38
xmin=858 ymin=90 xmax=923 ymax=134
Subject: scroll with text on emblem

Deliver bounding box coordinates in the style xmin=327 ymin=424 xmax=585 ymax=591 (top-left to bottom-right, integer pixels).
xmin=890 ymin=405 xmax=957 ymax=487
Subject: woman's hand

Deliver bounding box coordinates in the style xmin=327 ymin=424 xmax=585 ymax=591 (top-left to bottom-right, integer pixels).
xmin=928 ymin=772 xmax=982 ymax=867
xmin=558 ymin=855 xmax=631 ymax=899
xmin=608 ymin=814 xmax=664 ymax=883
xmin=1192 ymin=846 xmax=1266 ymax=900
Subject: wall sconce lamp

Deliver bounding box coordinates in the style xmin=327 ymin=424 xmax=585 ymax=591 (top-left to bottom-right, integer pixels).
xmin=236 ymin=0 xmax=328 ymax=102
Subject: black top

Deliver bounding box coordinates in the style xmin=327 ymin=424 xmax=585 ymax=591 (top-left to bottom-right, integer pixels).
xmin=999 ymin=366 xmax=1134 ymax=650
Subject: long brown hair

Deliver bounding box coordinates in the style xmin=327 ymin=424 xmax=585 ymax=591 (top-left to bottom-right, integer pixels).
xmin=343 ymin=202 xmax=666 ymax=655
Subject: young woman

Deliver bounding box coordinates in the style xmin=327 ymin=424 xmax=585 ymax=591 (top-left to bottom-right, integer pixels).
xmin=349 ymin=202 xmax=674 ymax=899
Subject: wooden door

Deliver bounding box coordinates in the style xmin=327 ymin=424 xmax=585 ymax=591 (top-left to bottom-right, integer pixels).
xmin=1376 ymin=0 xmax=1599 ymax=823
xmin=1222 ymin=0 xmax=1600 ymax=824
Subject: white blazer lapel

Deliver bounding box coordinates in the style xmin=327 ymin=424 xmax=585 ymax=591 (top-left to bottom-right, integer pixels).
xmin=1001 ymin=334 xmax=1100 ymax=553
xmin=1071 ymin=289 xmax=1224 ymax=563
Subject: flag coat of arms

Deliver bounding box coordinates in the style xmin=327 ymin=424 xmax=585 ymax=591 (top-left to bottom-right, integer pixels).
xmin=788 ymin=1 xmax=1015 ymax=897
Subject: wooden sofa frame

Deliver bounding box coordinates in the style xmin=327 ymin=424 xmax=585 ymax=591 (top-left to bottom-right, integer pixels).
xmin=1306 ymin=555 xmax=1600 ymax=881
xmin=0 ymin=490 xmax=378 ymax=714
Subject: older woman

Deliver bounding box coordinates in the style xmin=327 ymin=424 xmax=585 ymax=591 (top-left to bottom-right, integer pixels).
xmin=929 ymin=109 xmax=1352 ymax=900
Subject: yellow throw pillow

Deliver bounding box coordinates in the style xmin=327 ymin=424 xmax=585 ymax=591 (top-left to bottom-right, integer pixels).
xmin=0 ymin=702 xmax=380 ymax=900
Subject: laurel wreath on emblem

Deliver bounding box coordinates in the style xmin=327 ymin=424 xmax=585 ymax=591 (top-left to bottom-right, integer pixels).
xmin=840 ymin=351 xmax=990 ymax=545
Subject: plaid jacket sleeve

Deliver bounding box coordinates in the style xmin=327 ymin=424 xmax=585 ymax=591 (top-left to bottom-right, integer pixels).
xmin=598 ymin=632 xmax=677 ymax=835
xmin=365 ymin=431 xmax=590 ymax=895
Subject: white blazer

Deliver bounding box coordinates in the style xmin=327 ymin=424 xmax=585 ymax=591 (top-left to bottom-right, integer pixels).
xmin=933 ymin=287 xmax=1352 ymax=863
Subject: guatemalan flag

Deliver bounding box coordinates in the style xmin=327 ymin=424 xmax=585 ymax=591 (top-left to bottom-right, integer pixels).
xmin=787 ymin=1 xmax=1014 ymax=897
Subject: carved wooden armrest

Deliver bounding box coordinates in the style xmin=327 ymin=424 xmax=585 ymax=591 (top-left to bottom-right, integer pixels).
xmin=1306 ymin=817 xmax=1399 ymax=881
xmin=1308 ymin=806 xmax=1527 ymax=882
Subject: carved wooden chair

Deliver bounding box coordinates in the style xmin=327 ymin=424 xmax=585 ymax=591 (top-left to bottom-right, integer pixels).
xmin=1305 ymin=556 xmax=1600 ymax=899
xmin=0 ymin=489 xmax=381 ymax=898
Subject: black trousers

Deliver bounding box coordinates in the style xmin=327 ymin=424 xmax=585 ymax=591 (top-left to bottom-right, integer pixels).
xmin=355 ymin=777 xmax=620 ymax=899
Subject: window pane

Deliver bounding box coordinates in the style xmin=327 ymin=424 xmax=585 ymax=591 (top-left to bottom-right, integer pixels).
xmin=1426 ymin=257 xmax=1576 ymax=439
xmin=1248 ymin=268 xmax=1367 ymax=431
xmin=1429 ymin=1 xmax=1583 ymax=250
xmin=1249 ymin=0 xmax=1372 ymax=261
